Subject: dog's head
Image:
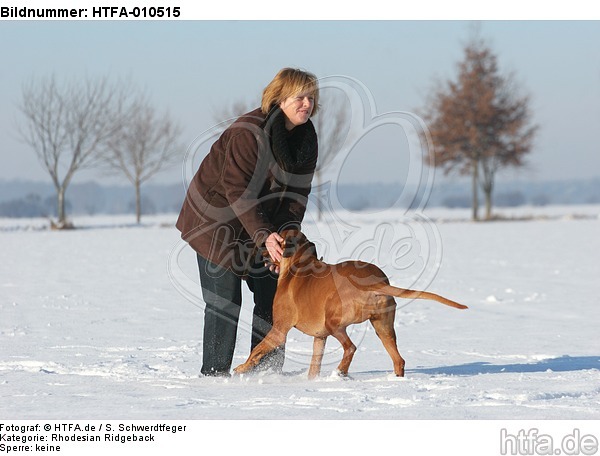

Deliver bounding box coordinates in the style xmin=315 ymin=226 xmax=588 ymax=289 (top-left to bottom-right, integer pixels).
xmin=261 ymin=229 xmax=319 ymax=275
xmin=274 ymin=229 xmax=318 ymax=275
xmin=280 ymin=229 xmax=313 ymax=257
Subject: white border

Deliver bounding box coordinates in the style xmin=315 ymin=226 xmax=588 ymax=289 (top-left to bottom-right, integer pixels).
xmin=2 ymin=0 xmax=599 ymax=20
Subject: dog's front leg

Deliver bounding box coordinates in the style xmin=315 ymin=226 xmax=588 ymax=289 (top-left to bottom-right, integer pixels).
xmin=307 ymin=336 xmax=327 ymax=379
xmin=233 ymin=327 xmax=288 ymax=375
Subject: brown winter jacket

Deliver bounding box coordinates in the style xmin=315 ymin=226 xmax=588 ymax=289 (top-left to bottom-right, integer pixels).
xmin=176 ymin=108 xmax=318 ymax=275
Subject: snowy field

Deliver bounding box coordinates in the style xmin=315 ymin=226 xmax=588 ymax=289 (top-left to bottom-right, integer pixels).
xmin=1 ymin=204 xmax=599 ymax=421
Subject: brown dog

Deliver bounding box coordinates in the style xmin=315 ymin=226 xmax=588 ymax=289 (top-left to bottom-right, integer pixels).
xmin=234 ymin=229 xmax=467 ymax=379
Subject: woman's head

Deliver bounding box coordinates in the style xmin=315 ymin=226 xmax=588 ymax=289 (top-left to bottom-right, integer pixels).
xmin=261 ymin=68 xmax=320 ymax=118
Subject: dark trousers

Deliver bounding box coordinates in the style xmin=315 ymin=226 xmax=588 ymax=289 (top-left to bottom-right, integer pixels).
xmin=197 ymin=254 xmax=284 ymax=376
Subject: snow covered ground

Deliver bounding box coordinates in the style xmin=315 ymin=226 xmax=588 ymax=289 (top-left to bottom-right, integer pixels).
xmin=1 ymin=205 xmax=599 ymax=421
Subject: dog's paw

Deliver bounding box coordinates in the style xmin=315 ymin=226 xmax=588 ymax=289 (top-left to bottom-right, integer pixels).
xmin=327 ymin=370 xmax=353 ymax=381
xmin=232 ymin=365 xmax=246 ymax=376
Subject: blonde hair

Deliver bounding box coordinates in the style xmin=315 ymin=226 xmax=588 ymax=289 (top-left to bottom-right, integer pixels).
xmin=261 ymin=68 xmax=320 ymax=116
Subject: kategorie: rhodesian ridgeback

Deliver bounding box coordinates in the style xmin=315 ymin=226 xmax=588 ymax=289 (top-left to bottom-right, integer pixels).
xmin=234 ymin=229 xmax=467 ymax=379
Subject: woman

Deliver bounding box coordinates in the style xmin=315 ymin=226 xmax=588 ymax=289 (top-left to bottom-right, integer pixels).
xmin=176 ymin=68 xmax=319 ymax=377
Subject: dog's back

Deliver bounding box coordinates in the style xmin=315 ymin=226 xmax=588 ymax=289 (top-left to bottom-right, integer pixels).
xmin=274 ymin=257 xmax=398 ymax=336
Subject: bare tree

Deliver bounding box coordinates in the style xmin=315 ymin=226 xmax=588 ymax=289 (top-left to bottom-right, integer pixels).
xmin=104 ymin=96 xmax=183 ymax=223
xmin=313 ymin=90 xmax=350 ymax=220
xmin=19 ymin=75 xmax=131 ymax=227
xmin=420 ymin=34 xmax=538 ymax=220
xmin=212 ymin=100 xmax=255 ymax=132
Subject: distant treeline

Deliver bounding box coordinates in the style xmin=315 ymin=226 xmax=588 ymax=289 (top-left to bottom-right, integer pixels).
xmin=0 ymin=177 xmax=599 ymax=218
xmin=0 ymin=180 xmax=185 ymax=218
xmin=335 ymin=178 xmax=600 ymax=211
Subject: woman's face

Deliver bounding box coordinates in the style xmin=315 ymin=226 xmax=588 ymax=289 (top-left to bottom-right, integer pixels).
xmin=279 ymin=92 xmax=315 ymax=130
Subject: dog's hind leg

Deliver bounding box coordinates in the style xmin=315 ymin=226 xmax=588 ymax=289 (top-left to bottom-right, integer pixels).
xmin=329 ymin=327 xmax=356 ymax=376
xmin=370 ymin=313 xmax=405 ymax=377
xmin=308 ymin=336 xmax=327 ymax=379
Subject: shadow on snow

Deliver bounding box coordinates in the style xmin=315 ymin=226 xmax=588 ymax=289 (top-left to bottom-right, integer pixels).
xmin=408 ymin=355 xmax=600 ymax=376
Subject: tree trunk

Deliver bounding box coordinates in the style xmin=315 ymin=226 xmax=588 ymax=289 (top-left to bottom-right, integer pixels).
xmin=57 ymin=187 xmax=66 ymax=225
xmin=481 ymin=161 xmax=495 ymax=220
xmin=484 ymin=186 xmax=493 ymax=220
xmin=135 ymin=180 xmax=142 ymax=224
xmin=471 ymin=159 xmax=479 ymax=221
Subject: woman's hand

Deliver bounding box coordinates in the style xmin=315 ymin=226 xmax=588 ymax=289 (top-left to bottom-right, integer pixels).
xmin=264 ymin=231 xmax=284 ymax=274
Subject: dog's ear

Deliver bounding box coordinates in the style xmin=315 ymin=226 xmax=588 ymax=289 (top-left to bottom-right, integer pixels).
xmin=305 ymin=241 xmax=318 ymax=258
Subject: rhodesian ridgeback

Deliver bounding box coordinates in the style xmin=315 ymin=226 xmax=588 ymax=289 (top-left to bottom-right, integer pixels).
xmin=234 ymin=229 xmax=467 ymax=379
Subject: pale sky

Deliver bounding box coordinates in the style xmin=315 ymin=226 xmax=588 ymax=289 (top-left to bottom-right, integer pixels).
xmin=1 ymin=19 xmax=599 ymax=186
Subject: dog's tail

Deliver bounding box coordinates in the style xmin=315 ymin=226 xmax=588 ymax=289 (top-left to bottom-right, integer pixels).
xmin=374 ymin=285 xmax=468 ymax=309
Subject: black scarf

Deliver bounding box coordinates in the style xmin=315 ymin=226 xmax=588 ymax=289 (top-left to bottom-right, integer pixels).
xmin=264 ymin=108 xmax=318 ymax=173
